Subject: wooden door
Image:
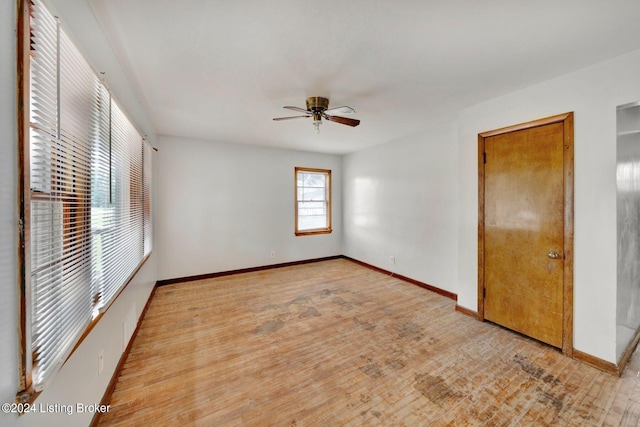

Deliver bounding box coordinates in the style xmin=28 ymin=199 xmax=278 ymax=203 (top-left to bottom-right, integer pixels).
xmin=479 ymin=113 xmax=574 ymax=352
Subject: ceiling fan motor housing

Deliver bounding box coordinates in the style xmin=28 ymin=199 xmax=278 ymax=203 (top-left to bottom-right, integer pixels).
xmin=306 ymin=97 xmax=329 ymax=112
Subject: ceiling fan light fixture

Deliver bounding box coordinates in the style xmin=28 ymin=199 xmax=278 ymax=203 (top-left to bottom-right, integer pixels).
xmin=312 ymin=111 xmax=323 ymax=134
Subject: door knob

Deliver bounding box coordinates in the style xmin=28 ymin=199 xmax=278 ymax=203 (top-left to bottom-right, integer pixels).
xmin=547 ymin=251 xmax=560 ymax=259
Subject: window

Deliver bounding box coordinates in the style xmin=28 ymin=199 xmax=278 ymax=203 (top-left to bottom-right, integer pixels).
xmin=295 ymin=167 xmax=332 ymax=235
xmin=17 ymin=0 xmax=152 ymax=400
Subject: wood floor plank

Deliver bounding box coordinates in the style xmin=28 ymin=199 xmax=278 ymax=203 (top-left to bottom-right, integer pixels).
xmin=98 ymin=259 xmax=640 ymax=426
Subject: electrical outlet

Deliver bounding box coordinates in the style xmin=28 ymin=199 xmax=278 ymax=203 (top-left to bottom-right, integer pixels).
xmin=270 ymin=250 xmax=276 ymax=258
xmin=98 ymin=350 xmax=104 ymax=376
xmin=390 ymin=256 xmax=396 ymax=265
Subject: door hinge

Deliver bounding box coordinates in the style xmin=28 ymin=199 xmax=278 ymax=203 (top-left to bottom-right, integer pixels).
xmin=483 ymin=152 xmax=487 ymax=164
xmin=483 ymin=287 xmax=486 ymax=299
xmin=18 ymin=218 xmax=25 ymax=249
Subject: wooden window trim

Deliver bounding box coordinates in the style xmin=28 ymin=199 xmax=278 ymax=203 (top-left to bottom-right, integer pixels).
xmin=16 ymin=0 xmax=31 ymax=400
xmin=294 ymin=167 xmax=332 ymax=236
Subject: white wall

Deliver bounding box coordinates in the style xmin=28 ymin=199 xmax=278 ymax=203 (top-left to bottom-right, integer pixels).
xmin=0 ymin=1 xmax=158 ymax=426
xmin=342 ymin=48 xmax=640 ymax=364
xmin=456 ymin=48 xmax=640 ymax=363
xmin=155 ymin=135 xmax=343 ymax=281
xmin=342 ymin=123 xmax=459 ymax=293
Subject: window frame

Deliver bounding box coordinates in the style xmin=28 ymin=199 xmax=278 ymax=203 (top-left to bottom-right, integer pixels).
xmin=16 ymin=0 xmax=152 ymax=404
xmin=294 ymin=167 xmax=332 ymax=236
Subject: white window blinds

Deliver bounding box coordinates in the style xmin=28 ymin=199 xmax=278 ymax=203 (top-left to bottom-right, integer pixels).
xmin=26 ymin=0 xmax=152 ymax=393
xmin=96 ymin=101 xmax=145 ymax=308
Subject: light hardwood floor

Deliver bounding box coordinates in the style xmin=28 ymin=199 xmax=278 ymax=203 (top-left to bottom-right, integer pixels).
xmin=98 ymin=259 xmax=640 ymax=426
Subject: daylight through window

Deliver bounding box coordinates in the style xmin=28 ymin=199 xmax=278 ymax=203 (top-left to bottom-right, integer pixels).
xmin=295 ymin=167 xmax=332 ymax=236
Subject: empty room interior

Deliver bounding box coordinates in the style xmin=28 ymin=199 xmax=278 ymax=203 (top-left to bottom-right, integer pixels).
xmin=3 ymin=0 xmax=640 ymax=426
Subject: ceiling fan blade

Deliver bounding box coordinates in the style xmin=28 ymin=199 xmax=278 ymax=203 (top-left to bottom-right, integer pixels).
xmin=283 ymin=106 xmax=310 ymax=114
xmin=324 ymin=114 xmax=360 ymax=127
xmin=323 ymin=106 xmax=355 ymax=115
xmin=273 ymin=115 xmax=310 ymax=121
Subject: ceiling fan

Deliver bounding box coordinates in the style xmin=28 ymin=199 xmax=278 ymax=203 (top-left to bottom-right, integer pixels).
xmin=273 ymin=96 xmax=360 ymax=134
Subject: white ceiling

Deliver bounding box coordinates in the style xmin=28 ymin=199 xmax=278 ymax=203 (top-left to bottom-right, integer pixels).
xmin=89 ymin=0 xmax=640 ymax=154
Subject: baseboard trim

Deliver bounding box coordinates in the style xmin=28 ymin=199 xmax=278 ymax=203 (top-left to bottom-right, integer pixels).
xmin=573 ymin=349 xmax=620 ymax=377
xmin=617 ymin=325 xmax=640 ymax=375
xmin=343 ymin=256 xmax=457 ymax=301
xmin=157 ymin=255 xmax=457 ymax=302
xmin=455 ymin=304 xmax=479 ymax=319
xmin=90 ymin=285 xmax=158 ymax=427
xmin=156 ymin=255 xmax=344 ymax=286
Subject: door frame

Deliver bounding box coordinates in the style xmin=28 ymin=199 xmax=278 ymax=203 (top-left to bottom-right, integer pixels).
xmin=477 ymin=112 xmax=574 ymax=356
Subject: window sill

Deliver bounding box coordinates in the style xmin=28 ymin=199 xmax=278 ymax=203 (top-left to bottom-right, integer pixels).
xmin=295 ymin=229 xmax=332 ymax=236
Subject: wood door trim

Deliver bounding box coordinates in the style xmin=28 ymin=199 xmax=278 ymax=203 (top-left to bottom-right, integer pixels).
xmin=478 ymin=113 xmax=573 ymax=138
xmin=477 ymin=112 xmax=574 ymax=356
